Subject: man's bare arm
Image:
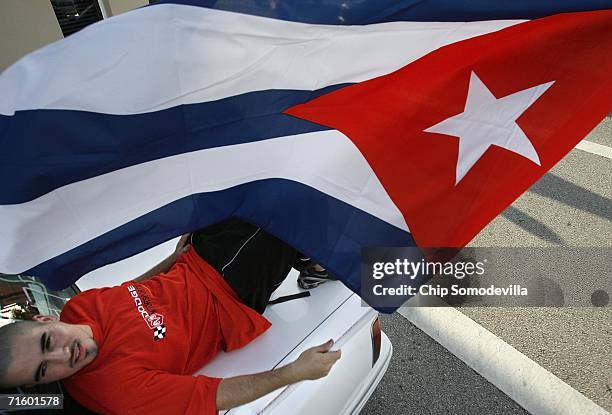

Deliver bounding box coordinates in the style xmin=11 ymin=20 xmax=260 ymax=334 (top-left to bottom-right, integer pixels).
xmin=132 ymin=234 xmax=191 ymax=283
xmin=216 ymin=340 xmax=341 ymax=410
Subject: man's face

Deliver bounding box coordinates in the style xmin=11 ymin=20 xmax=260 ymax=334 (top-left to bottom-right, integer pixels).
xmin=5 ymin=316 xmax=98 ymax=386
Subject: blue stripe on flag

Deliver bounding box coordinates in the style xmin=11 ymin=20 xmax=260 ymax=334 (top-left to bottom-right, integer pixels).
xmin=155 ymin=0 xmax=612 ymax=23
xmin=29 ymin=178 xmax=415 ymax=311
xmin=0 ymin=86 xmax=347 ymax=204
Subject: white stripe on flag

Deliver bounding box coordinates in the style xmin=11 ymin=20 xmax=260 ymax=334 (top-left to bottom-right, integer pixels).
xmin=0 ymin=130 xmax=409 ymax=274
xmin=0 ymin=5 xmax=523 ymax=116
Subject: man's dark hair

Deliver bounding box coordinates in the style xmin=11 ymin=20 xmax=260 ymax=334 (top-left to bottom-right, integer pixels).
xmin=0 ymin=320 xmax=39 ymax=388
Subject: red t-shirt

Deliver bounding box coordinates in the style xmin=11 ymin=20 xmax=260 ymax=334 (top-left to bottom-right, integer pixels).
xmin=60 ymin=247 xmax=271 ymax=414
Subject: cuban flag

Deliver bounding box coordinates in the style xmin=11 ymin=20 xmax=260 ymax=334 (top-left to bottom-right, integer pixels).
xmin=1 ymin=0 xmax=611 ymax=312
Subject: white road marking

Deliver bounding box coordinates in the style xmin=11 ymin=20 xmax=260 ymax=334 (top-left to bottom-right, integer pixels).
xmin=396 ymin=296 xmax=609 ymax=415
xmin=575 ymin=140 xmax=612 ymax=160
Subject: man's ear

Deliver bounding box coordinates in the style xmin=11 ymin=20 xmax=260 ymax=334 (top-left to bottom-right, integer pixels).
xmin=32 ymin=315 xmax=59 ymax=323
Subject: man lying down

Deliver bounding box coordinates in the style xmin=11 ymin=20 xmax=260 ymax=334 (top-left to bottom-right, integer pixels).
xmin=0 ymin=218 xmax=341 ymax=414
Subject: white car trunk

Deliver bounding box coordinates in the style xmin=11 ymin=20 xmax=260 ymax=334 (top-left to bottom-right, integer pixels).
xmin=199 ymin=269 xmax=380 ymax=415
xmin=199 ymin=269 xmax=355 ymax=380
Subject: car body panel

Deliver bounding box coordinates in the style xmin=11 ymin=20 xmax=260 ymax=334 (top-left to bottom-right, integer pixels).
xmin=200 ymin=271 xmax=354 ymax=379
xmin=200 ymin=276 xmax=391 ymax=415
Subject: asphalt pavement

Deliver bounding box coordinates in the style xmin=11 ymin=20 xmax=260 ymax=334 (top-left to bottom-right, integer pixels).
xmin=361 ymin=313 xmax=530 ymax=415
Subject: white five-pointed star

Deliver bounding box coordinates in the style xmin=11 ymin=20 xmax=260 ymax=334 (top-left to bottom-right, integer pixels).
xmin=424 ymin=71 xmax=554 ymax=185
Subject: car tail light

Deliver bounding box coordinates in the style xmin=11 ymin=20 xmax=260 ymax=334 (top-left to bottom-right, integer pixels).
xmin=370 ymin=316 xmax=382 ymax=367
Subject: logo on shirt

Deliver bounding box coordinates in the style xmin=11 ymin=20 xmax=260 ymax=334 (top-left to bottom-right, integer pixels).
xmin=127 ymin=285 xmax=167 ymax=341
xmin=153 ymin=325 xmax=167 ymax=341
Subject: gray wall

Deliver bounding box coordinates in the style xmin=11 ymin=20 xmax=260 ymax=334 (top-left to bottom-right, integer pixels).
xmin=102 ymin=0 xmax=148 ymax=16
xmin=0 ymin=0 xmax=150 ymax=72
xmin=0 ymin=0 xmax=63 ymax=72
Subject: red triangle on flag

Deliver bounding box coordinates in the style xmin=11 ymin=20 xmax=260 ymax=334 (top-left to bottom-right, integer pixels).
xmin=286 ymin=10 xmax=612 ymax=249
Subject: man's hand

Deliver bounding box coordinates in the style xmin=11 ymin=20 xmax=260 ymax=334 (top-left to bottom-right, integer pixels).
xmin=289 ymin=339 xmax=342 ymax=380
xmin=132 ymin=233 xmax=191 ymax=283
xmin=171 ymin=233 xmax=191 ymax=260
xmin=216 ymin=340 xmax=342 ymax=410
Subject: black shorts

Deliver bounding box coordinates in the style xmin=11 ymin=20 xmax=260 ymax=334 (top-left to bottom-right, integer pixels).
xmin=191 ymin=218 xmax=297 ymax=313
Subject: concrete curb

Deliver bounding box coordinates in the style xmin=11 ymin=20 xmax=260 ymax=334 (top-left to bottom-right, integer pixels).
xmin=397 ymin=303 xmax=610 ymax=415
